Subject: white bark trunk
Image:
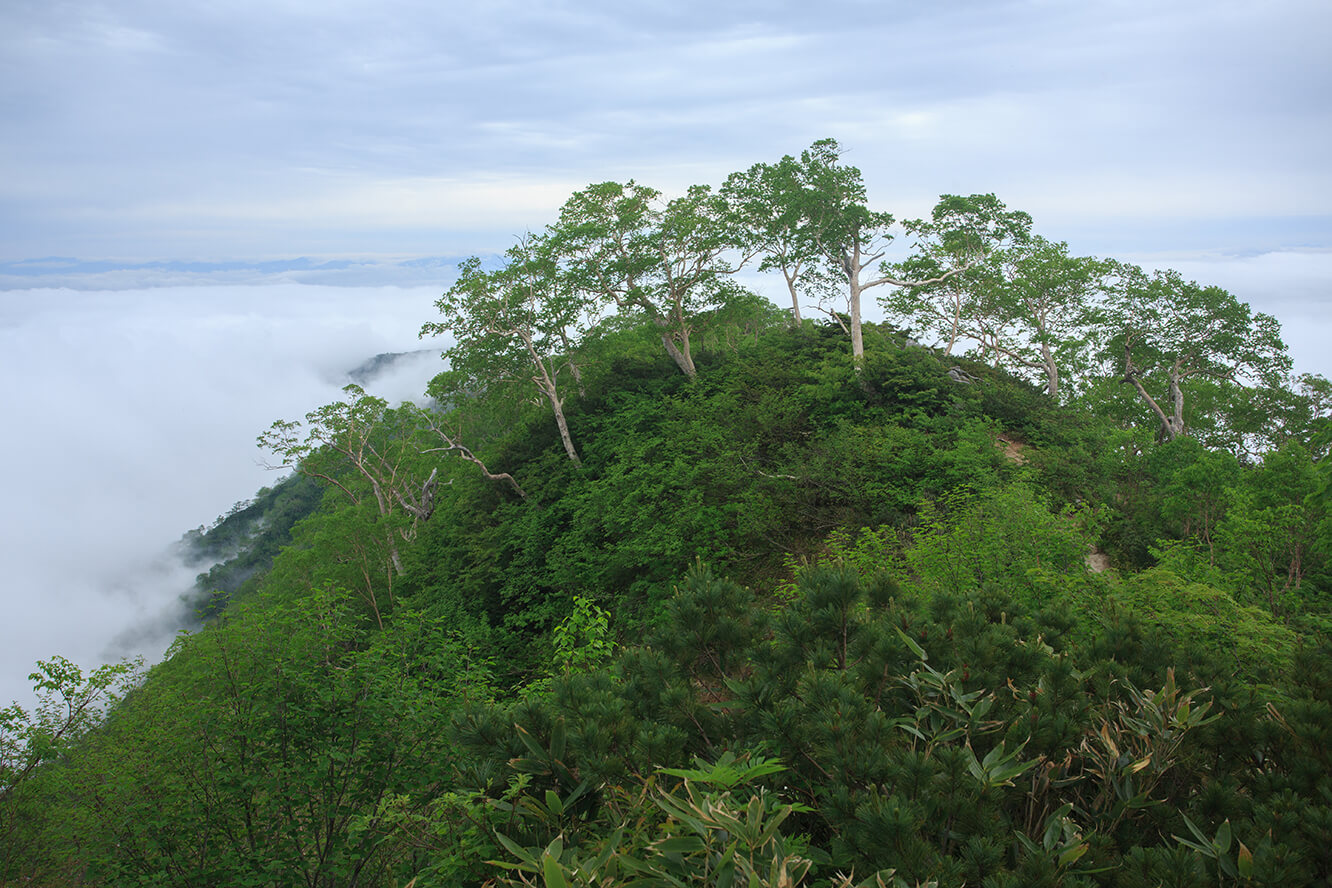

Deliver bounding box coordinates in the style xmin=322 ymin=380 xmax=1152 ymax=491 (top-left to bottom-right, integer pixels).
xmin=783 ymin=268 xmax=803 ymax=325
xmin=1040 ymin=340 xmax=1059 ymax=399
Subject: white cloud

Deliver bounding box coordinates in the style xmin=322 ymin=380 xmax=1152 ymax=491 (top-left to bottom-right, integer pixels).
xmin=148 ymin=174 xmax=587 ymax=230
xmin=0 ymin=284 xmax=445 ymax=710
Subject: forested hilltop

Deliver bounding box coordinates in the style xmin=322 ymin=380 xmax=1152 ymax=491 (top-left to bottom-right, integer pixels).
xmin=3 ymin=141 xmax=1330 ymax=887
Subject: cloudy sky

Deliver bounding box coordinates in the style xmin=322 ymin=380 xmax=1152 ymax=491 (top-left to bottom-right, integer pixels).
xmin=2 ymin=0 xmax=1330 ymax=705
xmin=4 ymin=0 xmax=1330 ymax=261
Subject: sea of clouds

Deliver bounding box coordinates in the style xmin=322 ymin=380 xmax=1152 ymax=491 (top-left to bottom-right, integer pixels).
xmin=0 ymin=282 xmax=450 ymax=710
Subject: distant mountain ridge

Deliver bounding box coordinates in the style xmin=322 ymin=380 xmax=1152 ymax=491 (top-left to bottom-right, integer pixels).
xmin=347 ymin=349 xmax=444 ymax=387
xmin=0 ymin=255 xmax=483 ymax=289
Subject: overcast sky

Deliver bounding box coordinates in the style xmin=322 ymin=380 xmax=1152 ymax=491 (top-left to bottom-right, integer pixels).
xmin=2 ymin=0 xmax=1330 ymax=706
xmin=3 ymin=0 xmax=1329 ymax=259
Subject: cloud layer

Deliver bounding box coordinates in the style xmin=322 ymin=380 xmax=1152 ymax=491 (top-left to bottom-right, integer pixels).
xmin=0 ymin=284 xmax=444 ymax=709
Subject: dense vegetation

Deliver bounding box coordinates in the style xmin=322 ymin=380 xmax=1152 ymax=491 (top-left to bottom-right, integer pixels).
xmin=3 ymin=141 xmax=1330 ymax=887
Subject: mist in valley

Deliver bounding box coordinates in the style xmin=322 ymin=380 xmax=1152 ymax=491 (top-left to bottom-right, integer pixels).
xmin=0 ymin=283 xmax=446 ymax=711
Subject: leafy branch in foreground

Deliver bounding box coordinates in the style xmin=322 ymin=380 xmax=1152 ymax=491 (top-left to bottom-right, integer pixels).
xmin=1 ymin=656 xmax=143 ymax=801
xmin=489 ymin=752 xmax=923 ymax=888
xmin=2 ymin=656 xmax=142 ymax=877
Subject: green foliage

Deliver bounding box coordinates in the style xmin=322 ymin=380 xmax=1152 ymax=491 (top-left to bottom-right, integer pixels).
xmin=1103 ymin=568 xmax=1297 ymax=679
xmin=180 ymin=472 xmax=325 ymax=611
xmin=10 ymin=589 xmax=493 ymax=886
xmin=1 ymin=656 xmax=143 ymax=882
xmin=1102 ymin=263 xmax=1291 ymax=445
xmin=470 ymin=563 xmax=1301 ymax=886
xmin=9 ymin=141 xmax=1332 ymax=888
xmin=1216 ymin=441 xmax=1329 ymax=620
xmin=546 ymin=178 xmax=747 ymax=378
xmin=903 ymin=484 xmax=1095 ymax=611
xmin=489 ymin=751 xmax=915 ymax=888
xmin=423 ymin=237 xmax=591 ymax=465
xmin=553 ymin=597 xmax=615 ymax=675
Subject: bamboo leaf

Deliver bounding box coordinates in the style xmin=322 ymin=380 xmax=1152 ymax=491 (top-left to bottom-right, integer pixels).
xmin=542 ymin=852 xmax=569 ymax=888
xmin=655 ymin=836 xmax=706 ymax=854
xmin=1237 ymin=840 xmax=1254 ymax=879
xmin=1058 ymin=843 xmax=1089 ymax=868
xmin=894 ymin=625 xmax=927 ymax=661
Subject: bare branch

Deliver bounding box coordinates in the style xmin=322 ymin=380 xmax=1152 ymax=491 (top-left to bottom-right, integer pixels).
xmin=418 ymin=413 xmax=528 ymax=500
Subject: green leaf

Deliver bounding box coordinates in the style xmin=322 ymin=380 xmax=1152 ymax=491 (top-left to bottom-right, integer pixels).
xmin=1042 ymin=803 xmax=1074 ymax=850
xmin=542 ymin=844 xmax=569 ymax=888
xmin=1237 ymin=840 xmax=1254 ymax=879
xmin=1058 ymin=843 xmax=1089 ymax=868
xmin=894 ymin=625 xmax=928 ymax=660
xmin=493 ymin=831 xmax=541 ymax=871
xmin=655 ymin=836 xmax=706 ymax=854
xmin=515 ymin=723 xmax=546 ymax=760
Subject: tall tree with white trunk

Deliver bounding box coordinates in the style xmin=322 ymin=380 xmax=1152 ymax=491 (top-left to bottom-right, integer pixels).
xmin=549 ymin=180 xmax=742 ymax=379
xmin=259 ymin=386 xmax=442 ymax=625
xmin=423 ymin=237 xmax=590 ymax=466
xmin=792 ymin=140 xmax=1031 ymax=369
xmin=1104 ymin=264 xmax=1290 ymax=442
xmin=884 ymin=236 xmax=1105 ymax=400
xmin=721 ymin=154 xmax=830 ymax=326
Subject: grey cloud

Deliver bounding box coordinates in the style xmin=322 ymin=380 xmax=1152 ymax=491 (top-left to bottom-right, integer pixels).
xmin=6 ymin=0 xmax=1328 ymax=262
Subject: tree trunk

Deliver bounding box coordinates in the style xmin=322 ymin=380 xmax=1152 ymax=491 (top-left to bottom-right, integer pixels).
xmin=547 ymin=389 xmax=582 ymax=466
xmin=849 ymin=279 xmax=864 ymax=368
xmin=367 ymin=479 xmax=406 ymax=575
xmin=385 ymin=540 xmax=404 ymax=576
xmin=1167 ymin=365 xmax=1185 ymax=438
xmin=524 ymin=334 xmax=584 ymax=465
xmin=659 ymin=329 xmax=697 ymax=378
xmin=783 ymin=268 xmax=803 ymax=325
xmin=1122 ymin=344 xmax=1183 ymax=441
xmin=1041 ymin=341 xmax=1059 ymax=399
xmin=567 ymin=358 xmax=587 ymax=398
xmin=944 ymin=287 xmax=962 ymax=356
xmin=843 ymin=243 xmax=866 ymax=370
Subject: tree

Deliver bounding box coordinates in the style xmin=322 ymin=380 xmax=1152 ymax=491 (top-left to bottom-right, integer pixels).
xmin=43 ymin=589 xmax=479 ymax=887
xmin=550 ymin=180 xmax=745 ymax=378
xmin=1216 ymin=441 xmax=1328 ymax=617
xmin=885 ymin=236 xmax=1106 ymax=399
xmin=423 ymin=237 xmax=590 ymax=466
xmin=1104 ymin=265 xmax=1291 ymax=442
xmin=415 ymin=380 xmax=530 ymax=500
xmin=1155 ymin=438 xmax=1241 ymax=566
xmin=1210 ymin=371 xmax=1332 ymax=458
xmin=794 ymin=139 xmax=1030 ymax=368
xmin=721 ymin=154 xmax=832 ymax=326
xmin=259 ymin=386 xmax=440 ymax=581
xmin=1 ymin=656 xmax=142 ymax=881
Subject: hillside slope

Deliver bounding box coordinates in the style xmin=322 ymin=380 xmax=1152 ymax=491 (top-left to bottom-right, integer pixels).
xmin=3 ymin=316 xmax=1329 ymax=887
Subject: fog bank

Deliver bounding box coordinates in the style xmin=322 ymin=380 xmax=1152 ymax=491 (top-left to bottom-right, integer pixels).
xmin=0 ymin=284 xmax=445 ymax=710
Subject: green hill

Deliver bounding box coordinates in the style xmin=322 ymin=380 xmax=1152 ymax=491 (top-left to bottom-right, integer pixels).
xmin=3 ymin=142 xmax=1330 ymax=887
